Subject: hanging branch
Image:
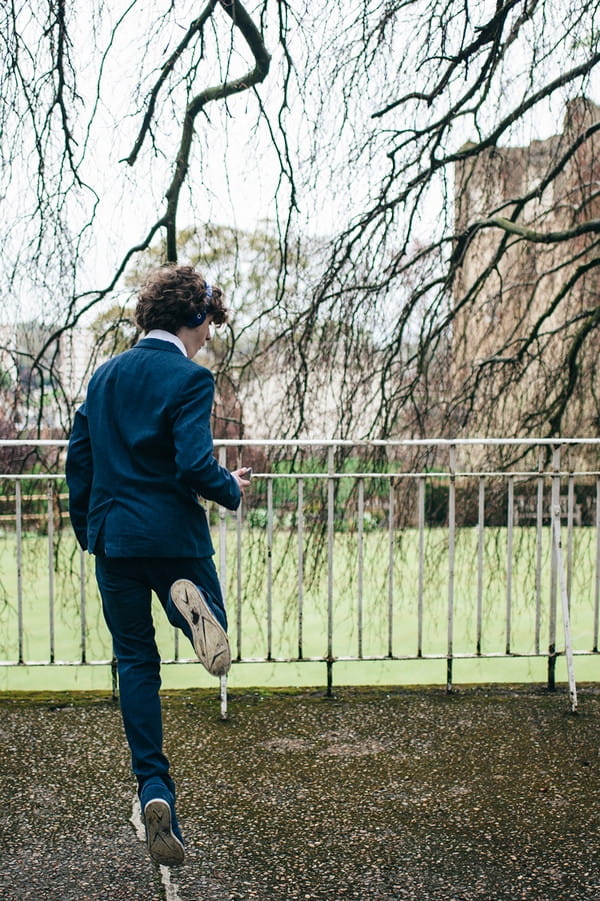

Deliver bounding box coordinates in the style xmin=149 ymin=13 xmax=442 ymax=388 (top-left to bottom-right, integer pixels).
xmin=163 ymin=0 xmax=271 ymax=260
xmin=30 ymin=0 xmax=271 ymax=400
xmin=122 ymin=0 xmax=271 ymax=261
xmin=124 ymin=1 xmax=218 ymax=167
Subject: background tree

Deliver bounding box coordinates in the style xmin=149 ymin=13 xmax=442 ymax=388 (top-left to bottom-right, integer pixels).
xmin=116 ymin=220 xmax=377 ymax=448
xmin=0 ymin=0 xmax=274 ymax=432
xmin=1 ymin=0 xmax=599 ymax=467
xmin=278 ymin=1 xmax=600 ymax=448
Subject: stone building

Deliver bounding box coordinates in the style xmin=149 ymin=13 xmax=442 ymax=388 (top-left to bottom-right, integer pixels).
xmin=452 ymin=97 xmax=600 ymax=437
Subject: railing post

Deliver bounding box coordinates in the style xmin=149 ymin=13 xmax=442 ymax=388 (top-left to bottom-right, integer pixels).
xmin=218 ymin=446 xmax=230 ymax=661
xmin=235 ymin=481 xmax=244 ymax=664
xmin=80 ymin=544 xmax=87 ymax=665
xmin=506 ymin=476 xmax=514 ymax=655
xmin=16 ymin=481 xmax=24 ymax=665
xmin=476 ymin=476 xmax=485 ymax=656
xmin=594 ymin=476 xmax=600 ymax=653
xmin=547 ymin=446 xmax=561 ymax=691
xmin=111 ymin=656 xmax=119 ymax=702
xmin=297 ymin=477 xmax=305 ymax=660
xmin=387 ymin=475 xmax=395 ymax=659
xmin=267 ymin=477 xmax=274 ymax=661
xmin=326 ymin=446 xmax=335 ymax=695
xmin=447 ymin=445 xmax=456 ymax=693
xmin=220 ymin=675 xmax=228 ymax=720
xmin=326 ymin=658 xmax=333 ymax=697
xmin=534 ymin=450 xmax=544 ymax=656
xmin=357 ymin=477 xmax=364 ymax=659
xmin=47 ymin=480 xmax=55 ymax=664
xmin=417 ymin=476 xmax=425 ymax=658
xmin=551 ymin=504 xmax=577 ymax=713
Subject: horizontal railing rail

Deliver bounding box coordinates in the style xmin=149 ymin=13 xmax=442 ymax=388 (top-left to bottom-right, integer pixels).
xmin=0 ymin=438 xmax=599 ymax=695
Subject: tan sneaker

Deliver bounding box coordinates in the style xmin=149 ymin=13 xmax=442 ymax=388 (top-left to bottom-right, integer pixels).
xmin=170 ymin=579 xmax=231 ymax=676
xmin=143 ymin=798 xmax=185 ymax=867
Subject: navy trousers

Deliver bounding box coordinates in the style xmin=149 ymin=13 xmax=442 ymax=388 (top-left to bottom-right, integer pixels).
xmin=94 ymin=552 xmax=227 ymax=788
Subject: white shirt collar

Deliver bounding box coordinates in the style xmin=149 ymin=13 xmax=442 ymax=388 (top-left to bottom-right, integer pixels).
xmin=143 ymin=329 xmax=187 ymax=357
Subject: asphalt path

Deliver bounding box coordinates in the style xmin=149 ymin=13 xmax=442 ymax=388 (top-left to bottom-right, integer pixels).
xmin=1 ymin=684 xmax=599 ymax=900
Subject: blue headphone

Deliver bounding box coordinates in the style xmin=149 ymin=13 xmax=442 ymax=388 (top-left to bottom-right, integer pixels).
xmin=185 ymin=283 xmax=212 ymax=328
xmin=186 ymin=310 xmax=208 ymax=328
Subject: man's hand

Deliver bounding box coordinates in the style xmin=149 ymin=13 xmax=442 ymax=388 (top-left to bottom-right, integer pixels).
xmin=232 ymin=467 xmax=253 ymax=493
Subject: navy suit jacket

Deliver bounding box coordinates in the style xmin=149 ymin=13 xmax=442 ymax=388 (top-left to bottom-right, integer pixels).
xmin=66 ymin=338 xmax=241 ymax=557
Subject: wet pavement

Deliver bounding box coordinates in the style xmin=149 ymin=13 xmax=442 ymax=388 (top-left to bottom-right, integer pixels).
xmin=1 ymin=683 xmax=599 ymax=900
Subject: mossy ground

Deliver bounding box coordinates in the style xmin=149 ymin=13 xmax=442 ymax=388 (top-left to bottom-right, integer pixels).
xmin=1 ymin=684 xmax=599 ymax=899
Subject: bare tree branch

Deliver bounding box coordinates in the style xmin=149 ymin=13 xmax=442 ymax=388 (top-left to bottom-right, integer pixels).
xmin=124 ymin=1 xmax=218 ymax=167
xmin=483 ymin=217 xmax=600 ymax=243
xmin=163 ymin=0 xmax=271 ymax=260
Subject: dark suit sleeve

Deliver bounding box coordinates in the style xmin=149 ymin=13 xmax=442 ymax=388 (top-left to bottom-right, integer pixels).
xmin=65 ymin=403 xmax=93 ymax=550
xmin=172 ymin=366 xmax=241 ymax=511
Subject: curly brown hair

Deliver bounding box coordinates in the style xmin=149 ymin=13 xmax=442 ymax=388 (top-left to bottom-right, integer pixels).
xmin=135 ymin=264 xmax=227 ymax=333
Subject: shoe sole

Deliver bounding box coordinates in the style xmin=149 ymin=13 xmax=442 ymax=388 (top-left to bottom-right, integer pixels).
xmin=144 ymin=799 xmax=185 ymax=867
xmin=170 ymin=579 xmax=231 ymax=676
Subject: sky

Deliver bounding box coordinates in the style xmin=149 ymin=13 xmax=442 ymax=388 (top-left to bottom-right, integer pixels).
xmin=2 ymin=0 xmax=599 ymax=328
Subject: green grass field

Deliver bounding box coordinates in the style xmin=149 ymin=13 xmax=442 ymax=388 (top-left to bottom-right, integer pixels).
xmin=0 ymin=525 xmax=598 ymax=691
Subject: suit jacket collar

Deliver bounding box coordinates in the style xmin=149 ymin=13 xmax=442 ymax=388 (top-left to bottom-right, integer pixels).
xmin=136 ymin=337 xmax=186 ymax=356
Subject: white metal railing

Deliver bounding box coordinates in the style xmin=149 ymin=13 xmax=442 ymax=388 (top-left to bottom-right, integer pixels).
xmin=0 ymin=438 xmax=599 ymax=699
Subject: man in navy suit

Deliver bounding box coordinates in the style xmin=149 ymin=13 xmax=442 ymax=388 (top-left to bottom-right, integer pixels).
xmin=66 ymin=265 xmax=251 ymax=867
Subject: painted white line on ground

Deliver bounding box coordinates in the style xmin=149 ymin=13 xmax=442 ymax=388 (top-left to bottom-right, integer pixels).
xmin=130 ymin=795 xmax=184 ymax=901
xmin=130 ymin=794 xmax=146 ymax=841
xmin=159 ymin=864 xmax=184 ymax=901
